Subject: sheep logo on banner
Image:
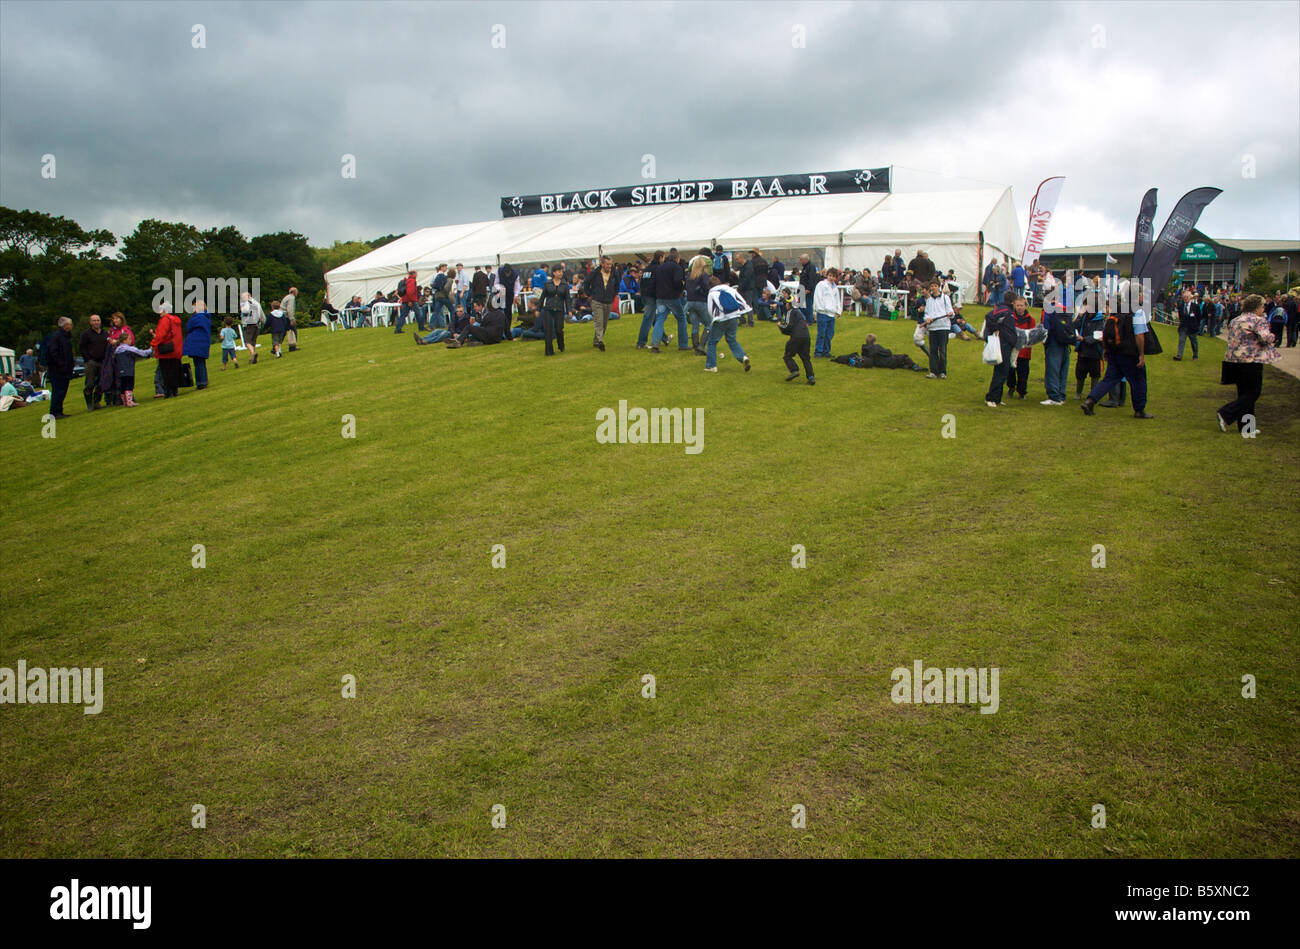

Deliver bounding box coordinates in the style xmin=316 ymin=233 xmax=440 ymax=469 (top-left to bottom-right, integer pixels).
xmin=853 ymin=169 xmax=875 ymax=191
xmin=506 ymin=196 xmax=525 ymax=216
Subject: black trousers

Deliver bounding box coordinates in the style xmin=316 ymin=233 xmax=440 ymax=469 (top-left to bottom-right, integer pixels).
xmin=1219 ymin=362 xmax=1263 ymax=430
xmin=1010 ymin=357 xmax=1030 ymax=395
xmin=466 ymin=325 xmax=501 ymax=345
xmin=541 ymin=310 xmax=565 ymax=355
xmin=158 ymin=359 xmax=182 ymax=397
xmin=985 ymin=342 xmax=1015 ymax=402
xmin=1075 ymin=356 xmax=1101 ymax=391
xmin=783 ymin=336 xmax=813 ymax=377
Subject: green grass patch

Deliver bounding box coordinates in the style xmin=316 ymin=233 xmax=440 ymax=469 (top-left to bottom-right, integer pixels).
xmin=2 ymin=310 xmax=1297 ymax=857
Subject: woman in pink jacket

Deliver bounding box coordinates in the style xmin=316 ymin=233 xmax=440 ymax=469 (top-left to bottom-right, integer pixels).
xmin=1218 ymin=293 xmax=1279 ymax=433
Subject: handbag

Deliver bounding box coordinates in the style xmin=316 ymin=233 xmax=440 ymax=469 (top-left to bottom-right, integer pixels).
xmin=913 ymin=323 xmax=926 ymax=346
xmin=156 ymin=341 xmax=174 ymax=354
xmin=982 ymin=334 xmax=1002 ymax=364
xmin=1143 ymin=321 xmax=1164 ymax=356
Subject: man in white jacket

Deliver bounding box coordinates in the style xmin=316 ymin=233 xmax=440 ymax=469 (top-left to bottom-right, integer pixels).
xmin=812 ymin=268 xmax=843 ymax=358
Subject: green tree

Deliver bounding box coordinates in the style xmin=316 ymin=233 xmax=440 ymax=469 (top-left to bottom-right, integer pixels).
xmin=315 ymin=240 xmax=375 ymax=275
xmin=119 ymin=219 xmax=206 ymax=273
xmin=242 ymin=258 xmax=299 ymax=309
xmin=1243 ymin=258 xmax=1276 ymax=294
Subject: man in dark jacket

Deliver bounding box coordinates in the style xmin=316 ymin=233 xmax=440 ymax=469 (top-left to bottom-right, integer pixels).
xmin=497 ymin=263 xmax=517 ymax=335
xmin=892 ymin=250 xmax=905 ymax=286
xmin=739 ymin=249 xmax=768 ymax=326
xmin=583 ymin=256 xmax=621 ymax=351
xmin=982 ymin=292 xmax=1021 ymax=406
xmin=1082 ymin=287 xmax=1153 ymax=418
xmin=78 ymin=313 xmax=109 ymax=410
xmin=466 ymin=301 xmax=507 ymax=345
xmin=652 ymin=250 xmax=689 ymax=352
xmin=46 ymin=317 xmax=76 ymax=418
xmin=637 ymin=254 xmax=660 ymax=349
xmin=1174 ymin=289 xmax=1199 ymax=360
xmin=470 ymin=267 xmax=490 ymax=310
xmin=907 ymin=252 xmax=928 ymax=282
xmin=797 ymin=254 xmax=819 ymax=320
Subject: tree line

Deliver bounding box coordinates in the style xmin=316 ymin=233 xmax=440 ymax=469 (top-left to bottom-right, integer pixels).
xmin=0 ymin=206 xmax=400 ymax=350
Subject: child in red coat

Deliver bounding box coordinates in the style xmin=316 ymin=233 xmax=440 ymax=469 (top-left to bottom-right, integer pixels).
xmin=1009 ymin=307 xmax=1037 ymax=398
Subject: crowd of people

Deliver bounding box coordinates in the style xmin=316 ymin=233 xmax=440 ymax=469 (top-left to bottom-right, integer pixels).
xmin=8 ymin=244 xmax=1295 ymax=432
xmin=12 ymin=288 xmax=303 ymax=418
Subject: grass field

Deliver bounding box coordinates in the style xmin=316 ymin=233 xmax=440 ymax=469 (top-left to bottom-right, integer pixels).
xmin=2 ymin=308 xmax=1297 ymax=858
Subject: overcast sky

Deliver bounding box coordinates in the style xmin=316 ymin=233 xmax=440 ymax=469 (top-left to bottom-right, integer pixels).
xmin=2 ymin=0 xmax=1297 ymax=252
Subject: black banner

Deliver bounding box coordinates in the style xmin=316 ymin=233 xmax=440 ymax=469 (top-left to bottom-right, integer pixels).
xmin=1131 ymin=188 xmax=1158 ymax=277
xmin=500 ymin=167 xmax=891 ymax=217
xmin=1137 ymin=187 xmax=1222 ymax=293
xmin=0 ymin=857 xmax=1276 ymax=936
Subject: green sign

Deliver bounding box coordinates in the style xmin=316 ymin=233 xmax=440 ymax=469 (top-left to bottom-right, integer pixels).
xmin=1181 ymin=241 xmax=1217 ymax=261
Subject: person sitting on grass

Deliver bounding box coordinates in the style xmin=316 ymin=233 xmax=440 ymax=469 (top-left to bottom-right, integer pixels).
xmin=833 ymin=333 xmax=926 ymax=371
xmin=510 ymin=302 xmax=547 ymax=340
xmin=0 ymin=373 xmax=28 ymax=411
xmin=416 ymin=305 xmax=470 ymax=346
xmin=445 ymin=300 xmax=506 ymax=348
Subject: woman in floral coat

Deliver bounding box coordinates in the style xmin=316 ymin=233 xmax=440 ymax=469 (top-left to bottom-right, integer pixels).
xmin=1218 ymin=294 xmax=1279 ymax=433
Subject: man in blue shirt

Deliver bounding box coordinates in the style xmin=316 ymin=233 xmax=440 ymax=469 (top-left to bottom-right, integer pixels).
xmin=1011 ymin=262 xmax=1027 ymax=296
xmin=1082 ymin=290 xmax=1154 ymax=419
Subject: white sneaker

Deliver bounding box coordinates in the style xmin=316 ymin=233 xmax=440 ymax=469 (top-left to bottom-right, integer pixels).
xmin=1216 ymin=412 xmax=1228 ymax=432
xmin=926 ymin=372 xmax=938 ymax=379
xmin=986 ymin=401 xmax=998 ymax=408
xmin=1040 ymin=399 xmax=1056 ymax=405
xmin=703 ymin=366 xmax=718 ymax=373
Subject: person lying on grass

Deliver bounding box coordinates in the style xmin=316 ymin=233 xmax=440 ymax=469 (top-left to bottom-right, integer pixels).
xmin=833 ymin=333 xmax=927 ymax=371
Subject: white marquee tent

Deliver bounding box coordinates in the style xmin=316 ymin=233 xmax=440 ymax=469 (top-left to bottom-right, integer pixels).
xmin=325 ymin=188 xmax=1022 ymax=306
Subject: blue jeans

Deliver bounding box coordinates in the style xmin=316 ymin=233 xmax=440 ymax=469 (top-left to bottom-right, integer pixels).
xmin=685 ymin=300 xmax=709 ymax=343
xmin=1043 ymin=343 xmax=1070 ymax=402
xmin=637 ymin=297 xmax=657 ymax=347
xmin=706 ymin=317 xmax=747 ymax=369
xmin=655 ymin=298 xmax=689 ymax=348
xmin=191 ymin=357 xmax=208 ymax=389
xmin=396 ymin=302 xmax=425 ymax=332
xmin=422 ymin=328 xmax=452 ymax=344
xmin=427 ymin=299 xmax=449 ymax=328
xmin=814 ymin=312 xmax=836 ymax=356
xmin=1087 ymin=353 xmax=1147 ymax=411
